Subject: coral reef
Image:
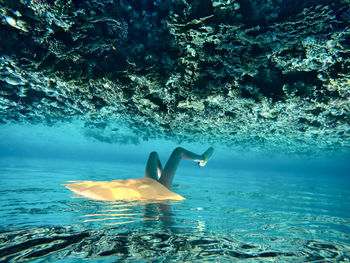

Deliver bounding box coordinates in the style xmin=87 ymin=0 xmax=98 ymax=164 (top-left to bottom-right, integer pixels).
xmin=0 ymin=0 xmax=349 ymax=155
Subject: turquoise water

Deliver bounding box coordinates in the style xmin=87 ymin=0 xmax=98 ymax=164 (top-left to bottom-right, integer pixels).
xmin=1 ymin=0 xmax=350 ymax=261
xmin=1 ymin=154 xmax=349 ymax=262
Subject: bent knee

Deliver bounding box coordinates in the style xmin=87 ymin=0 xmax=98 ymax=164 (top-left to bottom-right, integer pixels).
xmin=173 ymin=147 xmax=185 ymax=156
xmin=149 ymin=151 xmax=159 ymax=158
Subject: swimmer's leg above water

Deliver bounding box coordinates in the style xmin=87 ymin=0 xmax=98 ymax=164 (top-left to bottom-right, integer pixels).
xmin=145 ymin=147 xmax=214 ymax=189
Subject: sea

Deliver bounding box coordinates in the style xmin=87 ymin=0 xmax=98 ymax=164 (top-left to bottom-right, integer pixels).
xmin=0 ymin=123 xmax=349 ymax=262
xmin=1 ymin=0 xmax=350 ymax=262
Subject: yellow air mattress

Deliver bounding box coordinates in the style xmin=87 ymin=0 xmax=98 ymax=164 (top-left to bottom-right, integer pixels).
xmin=63 ymin=177 xmax=185 ymax=201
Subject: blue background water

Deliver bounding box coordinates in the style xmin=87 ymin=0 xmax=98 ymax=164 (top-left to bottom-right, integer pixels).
xmin=0 ymin=122 xmax=349 ymax=262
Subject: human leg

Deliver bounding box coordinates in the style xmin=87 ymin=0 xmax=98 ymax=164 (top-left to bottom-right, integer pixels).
xmin=145 ymin=151 xmax=163 ymax=180
xmin=158 ymin=147 xmax=205 ymax=189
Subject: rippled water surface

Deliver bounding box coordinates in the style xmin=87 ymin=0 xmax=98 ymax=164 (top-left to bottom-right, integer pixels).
xmin=0 ymin=158 xmax=349 ymax=262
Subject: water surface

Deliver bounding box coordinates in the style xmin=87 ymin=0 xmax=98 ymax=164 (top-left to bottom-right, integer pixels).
xmin=1 ymin=158 xmax=349 ymax=262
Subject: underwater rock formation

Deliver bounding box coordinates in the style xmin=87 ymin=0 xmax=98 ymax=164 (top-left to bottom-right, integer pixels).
xmin=0 ymin=0 xmax=349 ymax=155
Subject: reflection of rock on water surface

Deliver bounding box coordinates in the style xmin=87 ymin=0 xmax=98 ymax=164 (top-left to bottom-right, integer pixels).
xmin=0 ymin=1 xmax=349 ymax=155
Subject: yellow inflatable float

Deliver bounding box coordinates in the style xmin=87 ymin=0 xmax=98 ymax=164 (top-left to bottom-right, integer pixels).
xmin=63 ymin=177 xmax=185 ymax=201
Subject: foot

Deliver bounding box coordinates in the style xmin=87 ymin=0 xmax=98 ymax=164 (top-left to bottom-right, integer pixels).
xmin=199 ymin=147 xmax=214 ymax=167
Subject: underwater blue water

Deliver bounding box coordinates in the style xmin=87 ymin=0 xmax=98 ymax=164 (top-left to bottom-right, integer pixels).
xmin=0 ymin=124 xmax=350 ymax=262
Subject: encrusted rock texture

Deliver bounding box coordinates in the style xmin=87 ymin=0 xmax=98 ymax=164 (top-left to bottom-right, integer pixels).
xmin=0 ymin=0 xmax=349 ymax=155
